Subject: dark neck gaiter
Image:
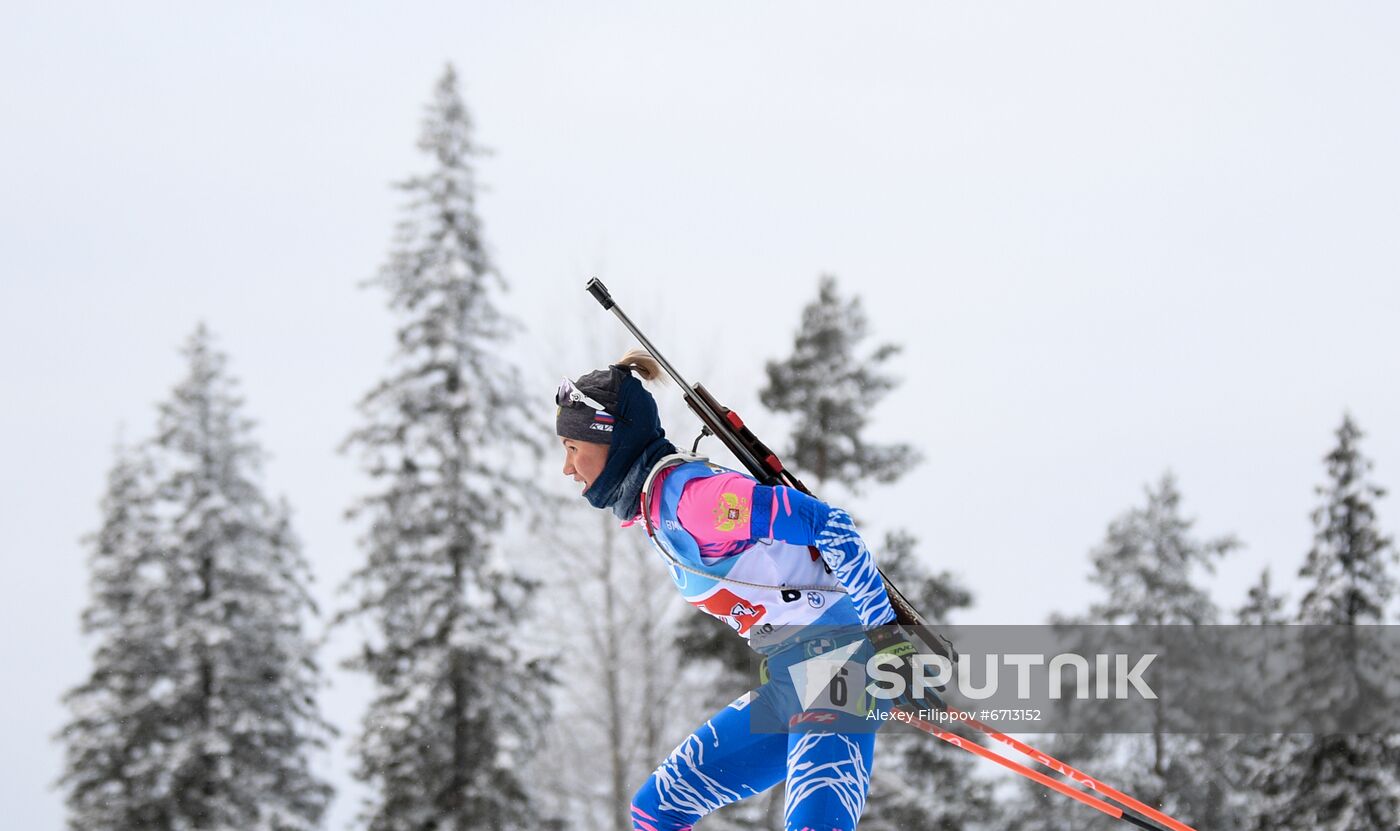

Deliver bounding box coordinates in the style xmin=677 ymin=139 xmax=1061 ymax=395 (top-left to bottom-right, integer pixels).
xmin=583 ymin=369 xmax=677 ymax=518
xmin=590 ymin=436 xmax=677 ymax=519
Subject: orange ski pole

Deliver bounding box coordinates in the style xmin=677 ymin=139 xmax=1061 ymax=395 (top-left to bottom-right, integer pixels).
xmin=952 ymin=710 xmax=1197 ymax=831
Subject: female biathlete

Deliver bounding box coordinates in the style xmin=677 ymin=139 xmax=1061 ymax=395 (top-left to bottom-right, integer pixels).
xmin=556 ymin=350 xmax=922 ymax=831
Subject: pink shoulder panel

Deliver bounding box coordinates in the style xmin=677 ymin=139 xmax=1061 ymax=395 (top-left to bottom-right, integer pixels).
xmin=676 ymin=472 xmax=758 ymax=546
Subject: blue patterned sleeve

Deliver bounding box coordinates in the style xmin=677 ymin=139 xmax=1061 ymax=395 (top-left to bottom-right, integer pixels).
xmin=752 ymin=485 xmax=899 ymax=628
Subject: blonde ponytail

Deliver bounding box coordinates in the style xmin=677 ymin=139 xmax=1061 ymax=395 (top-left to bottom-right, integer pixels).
xmin=616 ymin=347 xmax=666 ymax=384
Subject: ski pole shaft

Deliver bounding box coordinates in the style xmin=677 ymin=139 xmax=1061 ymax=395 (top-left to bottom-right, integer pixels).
xmin=899 ymin=710 xmax=1166 ymax=830
xmin=955 ymin=713 xmax=1197 ymax=831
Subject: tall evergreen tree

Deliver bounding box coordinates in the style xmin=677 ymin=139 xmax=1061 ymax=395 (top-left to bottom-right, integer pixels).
xmin=759 ymin=274 xmax=919 ymax=493
xmin=1248 ymin=414 xmax=1400 ymax=830
xmin=1084 ymin=473 xmax=1236 ymax=627
xmin=1096 ymin=474 xmax=1240 ymax=828
xmin=58 ymin=444 xmax=176 ymax=830
xmin=1237 ymin=568 xmax=1288 ymax=626
xmin=1233 ymin=568 xmax=1297 ymax=831
xmin=58 ymin=326 xmax=335 ymax=831
xmin=1008 ymin=473 xmax=1239 ymax=830
xmin=1297 ymin=415 xmax=1396 ymax=627
xmin=337 ymin=65 xmax=552 ymax=831
xmin=156 ymin=327 xmax=334 ymax=830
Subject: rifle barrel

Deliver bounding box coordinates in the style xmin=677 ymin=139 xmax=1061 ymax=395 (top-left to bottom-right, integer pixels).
xmin=585 ymin=279 xmax=695 ymax=393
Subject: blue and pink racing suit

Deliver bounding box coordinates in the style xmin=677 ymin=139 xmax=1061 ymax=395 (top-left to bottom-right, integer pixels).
xmin=627 ymin=457 xmax=899 ymax=831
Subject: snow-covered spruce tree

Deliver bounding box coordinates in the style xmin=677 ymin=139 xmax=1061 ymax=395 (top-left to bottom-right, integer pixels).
xmin=758 ymin=274 xmax=919 ymax=494
xmin=156 ymin=327 xmax=334 ymax=830
xmin=1091 ymin=473 xmax=1241 ymax=828
xmin=57 ymin=444 xmax=177 ymax=830
xmin=337 ymin=65 xmax=553 ymax=831
xmin=58 ymin=326 xmax=335 ymax=831
xmin=1092 ymin=472 xmax=1237 ymax=822
xmin=1007 ymin=473 xmax=1240 ymax=830
xmin=1084 ymin=473 xmax=1236 ymax=627
xmin=1238 ymin=568 xmax=1287 ymax=625
xmin=1232 ymin=568 xmax=1297 ymax=831
xmin=1297 ymin=416 xmax=1395 ymax=627
xmin=1248 ymin=414 xmax=1400 ymax=830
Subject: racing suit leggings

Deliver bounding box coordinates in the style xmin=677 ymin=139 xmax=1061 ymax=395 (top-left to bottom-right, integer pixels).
xmin=629 ymin=691 xmax=879 ymax=831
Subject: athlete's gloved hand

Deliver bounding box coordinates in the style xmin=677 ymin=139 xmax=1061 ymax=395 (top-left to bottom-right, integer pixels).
xmin=866 ymin=625 xmax=946 ymax=712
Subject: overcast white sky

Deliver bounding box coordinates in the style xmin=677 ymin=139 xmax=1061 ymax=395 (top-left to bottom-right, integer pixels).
xmin=4 ymin=3 xmax=1399 ymax=829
